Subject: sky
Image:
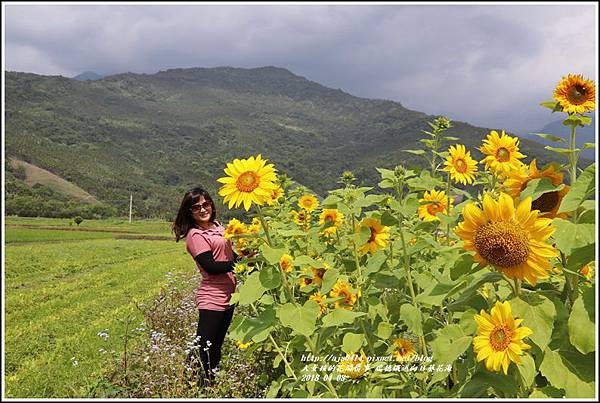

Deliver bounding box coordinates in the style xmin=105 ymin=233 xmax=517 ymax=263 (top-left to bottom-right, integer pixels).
xmin=3 ymin=2 xmax=598 ymax=134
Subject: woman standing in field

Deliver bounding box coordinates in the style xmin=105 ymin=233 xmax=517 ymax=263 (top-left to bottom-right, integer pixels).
xmin=172 ymin=187 xmax=239 ymax=385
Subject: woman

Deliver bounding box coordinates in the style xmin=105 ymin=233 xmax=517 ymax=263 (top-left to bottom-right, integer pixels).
xmin=172 ymin=187 xmax=239 ymax=385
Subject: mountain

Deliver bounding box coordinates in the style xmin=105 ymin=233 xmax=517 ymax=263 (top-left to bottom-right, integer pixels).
xmin=521 ymin=116 xmax=596 ymax=160
xmin=72 ymin=71 xmax=103 ymax=81
xmin=4 ymin=66 xmax=584 ymax=219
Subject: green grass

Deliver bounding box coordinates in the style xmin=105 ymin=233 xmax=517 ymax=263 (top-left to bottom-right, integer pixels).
xmin=4 ymin=228 xmax=120 ymax=243
xmin=4 ymin=222 xmax=195 ymax=397
xmin=5 ymin=216 xmax=173 ymax=236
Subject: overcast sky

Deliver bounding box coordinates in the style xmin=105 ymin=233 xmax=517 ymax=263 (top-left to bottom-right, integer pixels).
xmin=3 ymin=2 xmax=597 ymax=133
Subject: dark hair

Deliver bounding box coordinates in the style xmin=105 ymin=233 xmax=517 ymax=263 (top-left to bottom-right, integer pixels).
xmin=172 ymin=187 xmax=217 ymax=242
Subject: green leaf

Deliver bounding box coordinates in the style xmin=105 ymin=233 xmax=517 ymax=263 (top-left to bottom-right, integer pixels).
xmin=539 ymin=99 xmax=562 ymax=112
xmin=398 ymin=193 xmax=420 ymax=217
xmin=443 ymin=136 xmax=459 ymax=141
xmin=460 ymin=370 xmax=520 ymax=397
xmin=448 ymin=271 xmax=503 ymax=311
xmin=403 ymin=149 xmax=426 ymax=155
xmin=529 ymin=132 xmax=566 ymax=143
xmin=539 ymin=348 xmax=595 ymax=398
xmin=519 ymin=177 xmax=563 ymax=202
xmin=566 ymin=243 xmax=595 ymax=273
xmin=529 ymin=386 xmax=564 ymax=398
xmin=321 ymin=308 xmax=366 ymax=328
xmin=278 ymin=228 xmax=308 ymax=237
xmin=450 ymin=253 xmax=477 ymax=280
xmin=376 ymin=321 xmax=394 ymax=340
xmin=517 ymin=354 xmax=536 ymax=390
xmin=400 ymin=304 xmax=423 ymax=336
xmin=342 ymin=333 xmax=365 ymax=353
xmin=583 ymin=142 xmax=595 ymax=149
xmin=321 ymin=194 xmax=342 ymax=207
xmin=568 ymin=285 xmax=595 ymax=354
xmin=545 ymin=146 xmax=580 ymax=154
xmin=380 ymin=210 xmax=399 ymax=226
xmin=552 ymin=218 xmax=595 ymax=255
xmin=229 ymin=306 xmax=276 ymax=342
xmin=430 ymin=324 xmax=472 ymax=364
xmin=558 ymin=163 xmax=595 ymax=213
xmin=510 ymin=293 xmax=555 ymax=349
xmin=293 ymin=255 xmax=324 ymax=268
xmin=277 ymin=301 xmax=320 ymax=337
xmin=259 ymin=266 xmax=281 ymax=289
xmin=259 ymin=244 xmax=285 ymax=265
xmin=364 ymin=251 xmax=387 ymax=276
xmin=320 ymin=268 xmax=339 ymax=294
xmin=563 ymin=114 xmax=592 ymax=127
xmin=237 ymin=271 xmax=268 ymax=305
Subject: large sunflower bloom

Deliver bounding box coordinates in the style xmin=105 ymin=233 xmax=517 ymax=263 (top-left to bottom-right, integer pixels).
xmin=356 ymin=217 xmax=390 ymax=255
xmin=473 ymin=301 xmax=533 ymax=375
xmin=298 ymin=194 xmax=319 ymax=212
xmin=418 ymin=189 xmax=453 ymax=222
xmin=217 ymin=154 xmax=278 ymax=211
xmin=480 ymin=131 xmax=526 ymax=174
xmin=455 ymin=193 xmax=559 ymax=285
xmin=392 ymin=338 xmax=417 ymax=362
xmin=504 ymin=159 xmax=570 ymax=218
xmin=444 ymin=144 xmax=478 ymax=185
xmin=553 ymin=74 xmax=596 ymax=114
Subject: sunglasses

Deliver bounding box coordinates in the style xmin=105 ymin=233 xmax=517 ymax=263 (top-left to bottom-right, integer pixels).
xmin=190 ymin=201 xmax=212 ymax=212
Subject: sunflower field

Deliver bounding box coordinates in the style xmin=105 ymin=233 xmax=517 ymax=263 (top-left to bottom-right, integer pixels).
xmin=216 ymin=74 xmax=596 ymax=398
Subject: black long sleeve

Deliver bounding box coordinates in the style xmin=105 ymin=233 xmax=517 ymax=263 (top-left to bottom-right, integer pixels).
xmin=194 ymin=251 xmax=237 ymax=274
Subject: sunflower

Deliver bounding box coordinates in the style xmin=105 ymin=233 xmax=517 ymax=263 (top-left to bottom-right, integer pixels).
xmin=580 ymin=263 xmax=594 ymax=283
xmin=298 ymin=194 xmax=319 ymax=212
xmin=329 ymin=279 xmax=358 ymax=310
xmin=443 ymin=144 xmax=478 ymax=185
xmin=455 ymin=193 xmax=559 ymax=285
xmin=279 ymin=254 xmax=293 ymax=273
xmin=217 ymin=154 xmax=278 ymax=211
xmin=298 ymin=277 xmax=313 ymax=287
xmin=480 ymin=131 xmax=526 ymax=174
xmin=392 ymin=338 xmax=416 ymax=362
xmin=473 ymin=301 xmax=533 ymax=375
xmin=356 ymin=217 xmax=390 ymax=255
xmin=310 ymin=267 xmax=327 ymax=287
xmin=503 ymin=160 xmax=570 ymax=219
xmin=267 ymin=186 xmax=284 ymax=205
xmin=248 ymin=217 xmax=262 ymax=233
xmin=224 ymin=218 xmax=248 ymax=240
xmin=309 ymin=291 xmax=328 ymax=317
xmin=418 ymin=189 xmax=453 ymax=222
xmin=290 ymin=209 xmax=311 ymax=228
xmin=338 ymin=350 xmax=367 ymax=379
xmin=553 ymin=74 xmax=596 ymax=114
xmin=319 ymin=208 xmax=344 ymax=229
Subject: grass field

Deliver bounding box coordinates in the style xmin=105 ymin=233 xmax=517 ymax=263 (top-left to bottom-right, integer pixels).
xmin=3 ymin=217 xmax=195 ymax=397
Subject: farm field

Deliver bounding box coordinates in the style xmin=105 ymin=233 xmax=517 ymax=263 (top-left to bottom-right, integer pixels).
xmin=3 ymin=217 xmax=193 ymax=397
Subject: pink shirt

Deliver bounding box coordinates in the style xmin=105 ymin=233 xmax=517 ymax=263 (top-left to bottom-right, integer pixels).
xmin=185 ymin=222 xmax=237 ymax=311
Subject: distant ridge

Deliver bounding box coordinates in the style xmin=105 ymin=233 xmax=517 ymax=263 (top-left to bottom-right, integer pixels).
xmin=72 ymin=71 xmax=103 ymax=81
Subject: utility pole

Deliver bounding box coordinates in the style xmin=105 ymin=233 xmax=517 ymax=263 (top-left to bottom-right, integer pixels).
xmin=129 ymin=194 xmax=133 ymax=224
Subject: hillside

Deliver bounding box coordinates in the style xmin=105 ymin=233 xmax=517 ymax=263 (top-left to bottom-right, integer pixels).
xmin=4 ymin=66 xmax=575 ymax=219
xmin=521 ymin=117 xmax=595 ymax=160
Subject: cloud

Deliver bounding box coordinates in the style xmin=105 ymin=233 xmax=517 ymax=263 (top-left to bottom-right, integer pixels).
xmin=4 ymin=3 xmax=597 ymax=132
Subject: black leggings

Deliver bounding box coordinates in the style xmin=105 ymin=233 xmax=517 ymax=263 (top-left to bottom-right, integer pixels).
xmin=189 ymin=306 xmax=235 ymax=382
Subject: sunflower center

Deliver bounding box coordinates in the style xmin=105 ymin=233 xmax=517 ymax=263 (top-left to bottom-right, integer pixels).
xmin=368 ymin=227 xmax=377 ymax=242
xmin=236 ymin=171 xmax=260 ymax=192
xmin=532 ymin=191 xmax=560 ymax=213
xmin=427 ymin=202 xmax=442 ymax=216
xmin=489 ymin=325 xmax=513 ymax=351
xmin=455 ymin=158 xmax=468 ymax=173
xmin=567 ymin=85 xmax=588 ymax=104
xmin=496 ymin=148 xmax=511 ymax=162
xmin=474 ymin=221 xmax=530 ymax=268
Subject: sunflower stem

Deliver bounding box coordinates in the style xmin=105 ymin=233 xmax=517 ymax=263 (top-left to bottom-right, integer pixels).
xmin=255 ymin=205 xmax=273 ymax=247
xmin=513 ymin=278 xmax=521 ymax=297
xmin=304 ymin=335 xmax=339 ymax=398
xmin=568 ymin=122 xmax=578 ymax=185
xmin=399 ymin=223 xmax=428 ymax=356
xmin=446 ymin=172 xmax=452 ymax=246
